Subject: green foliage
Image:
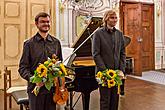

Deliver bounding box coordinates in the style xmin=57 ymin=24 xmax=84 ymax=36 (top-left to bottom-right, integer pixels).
xmin=30 ymin=57 xmax=67 ymax=96
xmin=30 ymin=75 xmax=42 ymax=83
xmin=45 ymin=80 xmax=53 ymax=91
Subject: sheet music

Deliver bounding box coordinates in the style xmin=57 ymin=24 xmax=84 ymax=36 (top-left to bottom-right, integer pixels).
xmin=62 ymin=47 xmax=74 ymax=65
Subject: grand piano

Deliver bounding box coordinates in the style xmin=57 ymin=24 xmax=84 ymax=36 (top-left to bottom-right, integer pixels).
xmin=65 ymin=17 xmax=132 ymax=110
xmin=66 ymin=17 xmax=103 ymax=110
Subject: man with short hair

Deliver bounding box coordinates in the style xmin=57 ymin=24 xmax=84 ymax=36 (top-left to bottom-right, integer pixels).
xmin=18 ymin=12 xmax=62 ymax=110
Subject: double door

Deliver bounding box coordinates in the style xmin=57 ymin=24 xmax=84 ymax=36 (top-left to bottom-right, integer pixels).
xmin=120 ymin=2 xmax=154 ymax=75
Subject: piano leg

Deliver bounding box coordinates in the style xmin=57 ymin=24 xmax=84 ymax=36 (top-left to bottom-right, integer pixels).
xmin=82 ymin=92 xmax=90 ymax=110
xmin=69 ymin=91 xmax=74 ymax=110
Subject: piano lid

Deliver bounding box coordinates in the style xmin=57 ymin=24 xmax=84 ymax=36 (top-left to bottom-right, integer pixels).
xmin=72 ymin=17 xmax=102 ymax=57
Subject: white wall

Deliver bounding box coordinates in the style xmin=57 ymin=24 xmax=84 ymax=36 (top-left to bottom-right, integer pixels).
xmin=154 ymin=0 xmax=164 ymax=69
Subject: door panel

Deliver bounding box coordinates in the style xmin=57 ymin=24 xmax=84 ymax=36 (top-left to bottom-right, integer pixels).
xmin=27 ymin=0 xmax=50 ymax=38
xmin=141 ymin=4 xmax=154 ymax=71
xmin=122 ymin=3 xmax=142 ymax=75
xmin=0 ymin=0 xmax=27 ymax=88
xmin=3 ymin=0 xmax=26 ymax=79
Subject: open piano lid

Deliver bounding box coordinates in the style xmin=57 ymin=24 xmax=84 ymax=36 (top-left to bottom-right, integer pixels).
xmin=71 ymin=17 xmax=102 ymax=57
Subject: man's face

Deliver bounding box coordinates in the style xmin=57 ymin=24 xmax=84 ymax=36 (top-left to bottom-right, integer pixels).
xmin=36 ymin=16 xmax=50 ymax=33
xmin=106 ymin=14 xmax=118 ymax=27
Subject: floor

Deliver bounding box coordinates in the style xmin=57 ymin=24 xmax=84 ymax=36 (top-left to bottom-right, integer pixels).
xmin=130 ymin=70 xmax=165 ymax=85
xmin=1 ymin=74 xmax=165 ymax=110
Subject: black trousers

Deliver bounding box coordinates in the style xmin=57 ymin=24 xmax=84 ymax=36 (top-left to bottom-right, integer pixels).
xmin=28 ymin=92 xmax=56 ymax=110
xmin=99 ymin=86 xmax=119 ymax=110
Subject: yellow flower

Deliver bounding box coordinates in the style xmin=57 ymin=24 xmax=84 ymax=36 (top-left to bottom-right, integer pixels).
xmin=102 ymin=83 xmax=106 ymax=87
xmin=48 ymin=62 xmax=53 ymax=67
xmin=107 ymin=69 xmax=117 ymax=78
xmin=107 ymin=79 xmax=116 ymax=88
xmin=58 ymin=70 xmax=63 ymax=76
xmin=60 ymin=63 xmax=67 ymax=75
xmin=36 ymin=64 xmax=47 ymax=77
xmin=44 ymin=61 xmax=49 ymax=65
xmin=52 ymin=58 xmax=57 ymax=64
xmin=96 ymin=71 xmax=103 ymax=78
xmin=30 ymin=57 xmax=69 ymax=96
xmin=95 ymin=69 xmax=122 ymax=89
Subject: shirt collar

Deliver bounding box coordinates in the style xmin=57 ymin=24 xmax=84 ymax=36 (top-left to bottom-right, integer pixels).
xmin=35 ymin=32 xmax=53 ymax=42
xmin=104 ymin=26 xmax=116 ymax=33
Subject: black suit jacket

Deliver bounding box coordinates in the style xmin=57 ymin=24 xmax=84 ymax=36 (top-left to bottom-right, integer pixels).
xmin=92 ymin=26 xmax=126 ymax=73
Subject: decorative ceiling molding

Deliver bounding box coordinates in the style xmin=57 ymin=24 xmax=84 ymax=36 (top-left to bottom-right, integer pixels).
xmin=62 ymin=0 xmax=110 ymax=15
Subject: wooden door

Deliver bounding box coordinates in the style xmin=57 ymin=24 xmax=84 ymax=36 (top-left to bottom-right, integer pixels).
xmin=0 ymin=0 xmax=27 ymax=88
xmin=120 ymin=2 xmax=154 ymax=76
xmin=0 ymin=0 xmax=55 ymax=88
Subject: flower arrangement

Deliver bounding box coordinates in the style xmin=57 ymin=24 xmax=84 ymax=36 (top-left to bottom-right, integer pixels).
xmin=30 ymin=57 xmax=67 ymax=96
xmin=96 ymin=69 xmax=123 ymax=89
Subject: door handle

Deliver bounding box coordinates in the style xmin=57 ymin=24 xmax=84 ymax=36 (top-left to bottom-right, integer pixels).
xmin=137 ymin=37 xmax=143 ymax=43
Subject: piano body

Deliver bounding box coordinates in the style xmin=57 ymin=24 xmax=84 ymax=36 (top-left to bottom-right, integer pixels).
xmin=67 ymin=17 xmax=102 ymax=110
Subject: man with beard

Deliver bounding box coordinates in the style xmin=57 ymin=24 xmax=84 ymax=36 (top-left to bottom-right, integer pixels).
xmin=92 ymin=9 xmax=126 ymax=110
xmin=18 ymin=12 xmax=62 ymax=110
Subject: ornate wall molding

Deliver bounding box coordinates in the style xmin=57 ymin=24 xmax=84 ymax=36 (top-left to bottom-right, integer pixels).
xmin=4 ymin=24 xmax=20 ymax=59
xmin=4 ymin=1 xmax=20 ymax=18
xmin=67 ymin=0 xmax=110 ymax=16
xmin=30 ymin=3 xmax=46 ymax=21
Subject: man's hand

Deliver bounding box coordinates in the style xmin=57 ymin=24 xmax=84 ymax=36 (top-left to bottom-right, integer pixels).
xmin=118 ymin=71 xmax=126 ymax=79
xmin=36 ymin=82 xmax=44 ymax=87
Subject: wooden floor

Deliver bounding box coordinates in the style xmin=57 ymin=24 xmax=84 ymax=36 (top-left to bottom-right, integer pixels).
xmin=1 ymin=76 xmax=165 ymax=110
xmin=119 ymin=76 xmax=165 ymax=110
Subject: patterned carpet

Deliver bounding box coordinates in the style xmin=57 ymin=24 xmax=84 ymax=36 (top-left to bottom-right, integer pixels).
xmin=129 ymin=71 xmax=165 ymax=85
